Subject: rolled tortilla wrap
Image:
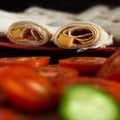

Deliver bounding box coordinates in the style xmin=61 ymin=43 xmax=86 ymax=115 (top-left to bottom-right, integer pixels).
xmin=24 ymin=6 xmax=75 ymax=18
xmin=7 ymin=21 xmax=52 ymax=46
xmin=0 ymin=7 xmax=63 ymax=37
xmin=24 ymin=6 xmax=76 ymax=27
xmin=90 ymin=17 xmax=112 ymax=32
xmin=52 ymin=21 xmax=113 ymax=52
xmin=104 ymin=23 xmax=120 ymax=46
xmin=76 ymin=5 xmax=110 ymax=21
xmin=100 ymin=7 xmax=120 ymax=22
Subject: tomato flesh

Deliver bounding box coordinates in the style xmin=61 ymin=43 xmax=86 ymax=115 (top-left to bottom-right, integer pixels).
xmin=34 ymin=65 xmax=79 ymax=101
xmin=34 ymin=65 xmax=79 ymax=84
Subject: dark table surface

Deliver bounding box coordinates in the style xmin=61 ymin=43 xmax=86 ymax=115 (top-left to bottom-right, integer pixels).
xmin=0 ymin=0 xmax=120 ymax=13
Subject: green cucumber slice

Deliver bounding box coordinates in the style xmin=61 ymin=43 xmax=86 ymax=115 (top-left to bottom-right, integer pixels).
xmin=59 ymin=84 xmax=120 ymax=120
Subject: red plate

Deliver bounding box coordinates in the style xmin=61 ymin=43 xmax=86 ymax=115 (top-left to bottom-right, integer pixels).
xmin=0 ymin=38 xmax=119 ymax=53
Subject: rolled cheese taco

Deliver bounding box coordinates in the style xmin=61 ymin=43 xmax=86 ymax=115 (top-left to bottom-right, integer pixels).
xmin=52 ymin=21 xmax=113 ymax=52
xmin=7 ymin=21 xmax=53 ymax=46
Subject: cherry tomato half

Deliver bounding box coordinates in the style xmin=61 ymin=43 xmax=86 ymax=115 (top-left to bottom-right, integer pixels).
xmin=0 ymin=56 xmax=50 ymax=68
xmin=68 ymin=77 xmax=120 ymax=104
xmin=0 ymin=108 xmax=16 ymax=120
xmin=0 ymin=66 xmax=55 ymax=112
xmin=97 ymin=50 xmax=120 ymax=81
xmin=34 ymin=65 xmax=79 ymax=85
xmin=0 ymin=86 xmax=6 ymax=104
xmin=59 ymin=56 xmax=107 ymax=76
xmin=33 ymin=65 xmax=79 ymax=101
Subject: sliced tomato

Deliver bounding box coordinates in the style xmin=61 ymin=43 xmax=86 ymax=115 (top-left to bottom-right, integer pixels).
xmin=0 ymin=108 xmax=16 ymax=120
xmin=0 ymin=66 xmax=55 ymax=112
xmin=97 ymin=50 xmax=120 ymax=81
xmin=59 ymin=56 xmax=107 ymax=76
xmin=33 ymin=65 xmax=79 ymax=101
xmin=57 ymin=76 xmax=120 ymax=103
xmin=33 ymin=65 xmax=79 ymax=85
xmin=0 ymin=56 xmax=50 ymax=68
xmin=0 ymin=86 xmax=6 ymax=104
xmin=105 ymin=68 xmax=120 ymax=80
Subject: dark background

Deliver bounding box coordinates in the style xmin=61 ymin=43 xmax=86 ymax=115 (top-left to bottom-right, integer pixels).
xmin=0 ymin=0 xmax=120 ymax=13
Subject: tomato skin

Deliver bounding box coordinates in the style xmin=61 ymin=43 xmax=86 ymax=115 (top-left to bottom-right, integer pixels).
xmin=0 ymin=56 xmax=50 ymax=68
xmin=68 ymin=77 xmax=120 ymax=104
xmin=97 ymin=51 xmax=120 ymax=81
xmin=59 ymin=57 xmax=107 ymax=76
xmin=0 ymin=108 xmax=16 ymax=120
xmin=0 ymin=66 xmax=55 ymax=112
